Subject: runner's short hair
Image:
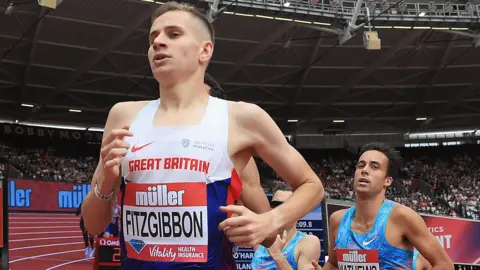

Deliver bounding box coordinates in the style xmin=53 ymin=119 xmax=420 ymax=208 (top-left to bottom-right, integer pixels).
xmin=358 ymin=142 xmax=403 ymax=178
xmin=205 ymin=73 xmax=226 ymax=99
xmin=151 ymin=1 xmax=215 ymax=44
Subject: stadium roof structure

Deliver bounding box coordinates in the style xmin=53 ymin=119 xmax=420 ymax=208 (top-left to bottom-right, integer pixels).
xmin=1 ymin=0 xmax=480 ymax=135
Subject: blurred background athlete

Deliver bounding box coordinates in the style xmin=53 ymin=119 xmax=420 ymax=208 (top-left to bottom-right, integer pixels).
xmin=76 ymin=202 xmax=95 ymax=259
xmin=206 ymin=73 xmax=270 ymax=270
xmin=251 ymin=182 xmax=321 ymax=270
xmin=103 ymin=203 xmax=121 ymax=238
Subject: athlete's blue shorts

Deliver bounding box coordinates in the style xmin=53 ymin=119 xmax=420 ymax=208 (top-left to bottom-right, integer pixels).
xmin=105 ymin=222 xmax=119 ymax=237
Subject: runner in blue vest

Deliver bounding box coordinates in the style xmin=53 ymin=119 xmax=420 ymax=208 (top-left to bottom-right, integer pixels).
xmin=323 ymin=142 xmax=453 ymax=270
xmin=251 ymin=183 xmax=321 ymax=270
xmin=413 ymin=249 xmax=432 ymax=270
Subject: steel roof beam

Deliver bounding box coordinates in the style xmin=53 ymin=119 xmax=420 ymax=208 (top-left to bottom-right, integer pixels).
xmin=218 ymin=22 xmax=294 ymax=82
xmin=222 ymin=82 xmax=472 ymax=88
xmin=296 ymin=30 xmax=424 ymax=127
xmin=239 ymin=70 xmax=289 ymax=104
xmin=216 ymin=0 xmax=480 ymax=22
xmin=30 ymin=5 xmax=156 ymax=118
xmin=20 ymin=7 xmax=48 ymax=105
xmin=3 ymin=32 xmax=478 ymax=51
xmin=288 ymin=35 xmax=324 ymax=116
xmin=2 ymin=77 xmax=478 ymax=105
xmin=0 ymin=69 xmax=20 ymax=84
xmin=103 ymin=57 xmax=156 ymax=96
xmin=420 ymin=74 xmax=480 ymax=129
xmin=63 ymin=92 xmax=96 ymax=109
xmin=397 ymin=31 xmax=434 ymax=67
xmin=407 ymin=35 xmax=456 ymax=132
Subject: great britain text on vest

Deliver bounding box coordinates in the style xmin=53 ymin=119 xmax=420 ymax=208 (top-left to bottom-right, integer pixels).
xmin=128 ymin=157 xmax=210 ymax=174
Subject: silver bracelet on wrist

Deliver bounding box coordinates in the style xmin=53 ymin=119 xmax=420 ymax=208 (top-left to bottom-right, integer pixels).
xmin=94 ymin=184 xmax=114 ymax=201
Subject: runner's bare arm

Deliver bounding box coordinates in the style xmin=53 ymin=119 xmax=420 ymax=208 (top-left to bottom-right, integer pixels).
xmin=417 ymin=253 xmax=433 ymax=270
xmin=394 ymin=206 xmax=454 ymax=270
xmin=233 ymin=102 xmax=324 ymax=233
xmin=271 ymin=255 xmax=294 ymax=270
xmin=322 ymin=210 xmax=345 ymax=270
xmin=82 ymin=102 xmax=132 ymax=235
xmin=297 ymin=236 xmax=321 ymax=270
xmin=238 ymin=157 xmax=270 ymax=214
xmin=267 ymin=231 xmax=294 ymax=270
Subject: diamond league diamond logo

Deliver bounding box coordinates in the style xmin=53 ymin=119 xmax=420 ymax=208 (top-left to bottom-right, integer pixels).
xmin=129 ymin=239 xmax=146 ymax=254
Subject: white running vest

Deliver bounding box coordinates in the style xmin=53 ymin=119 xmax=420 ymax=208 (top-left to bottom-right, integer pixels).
xmin=120 ymin=96 xmax=237 ymax=263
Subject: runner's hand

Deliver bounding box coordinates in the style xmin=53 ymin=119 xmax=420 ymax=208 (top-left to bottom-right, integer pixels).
xmin=310 ymin=260 xmax=322 ymax=270
xmin=266 ymin=230 xmax=287 ymax=257
xmin=218 ymin=205 xmax=277 ymax=248
xmin=100 ymin=125 xmax=133 ymax=190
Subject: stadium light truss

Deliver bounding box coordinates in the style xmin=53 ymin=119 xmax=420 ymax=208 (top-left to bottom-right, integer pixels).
xmin=201 ymin=0 xmax=480 ymax=48
xmin=110 ymin=0 xmax=480 ymax=49
xmin=209 ymin=0 xmax=480 ymax=24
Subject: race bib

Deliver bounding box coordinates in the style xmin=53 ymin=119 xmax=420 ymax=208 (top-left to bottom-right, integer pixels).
xmin=336 ymin=249 xmax=379 ymax=270
xmin=122 ymin=182 xmax=208 ymax=262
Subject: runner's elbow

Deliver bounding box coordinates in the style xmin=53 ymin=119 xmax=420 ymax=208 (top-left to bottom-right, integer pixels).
xmin=309 ymin=177 xmax=324 ymax=203
xmin=432 ymin=259 xmax=454 ymax=270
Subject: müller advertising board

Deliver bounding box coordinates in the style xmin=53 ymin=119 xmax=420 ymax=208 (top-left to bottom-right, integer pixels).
xmin=8 ymin=178 xmax=90 ymax=212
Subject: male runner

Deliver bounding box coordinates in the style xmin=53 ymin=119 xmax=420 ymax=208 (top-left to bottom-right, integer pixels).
xmin=251 ymin=183 xmax=321 ymax=270
xmin=323 ymin=142 xmax=453 ymax=269
xmin=82 ymin=2 xmax=323 ymax=269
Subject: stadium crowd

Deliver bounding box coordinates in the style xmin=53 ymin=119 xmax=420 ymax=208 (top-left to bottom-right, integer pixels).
xmin=1 ymin=138 xmax=478 ymax=220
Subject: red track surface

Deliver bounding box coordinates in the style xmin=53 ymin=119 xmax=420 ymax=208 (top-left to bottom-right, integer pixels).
xmin=9 ymin=213 xmax=94 ymax=270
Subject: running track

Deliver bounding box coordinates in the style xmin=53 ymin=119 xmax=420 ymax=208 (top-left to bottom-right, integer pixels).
xmin=9 ymin=213 xmax=94 ymax=270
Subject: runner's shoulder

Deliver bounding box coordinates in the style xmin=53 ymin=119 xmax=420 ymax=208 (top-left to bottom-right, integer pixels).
xmin=110 ymin=100 xmax=151 ymax=115
xmin=329 ymin=209 xmax=348 ymax=229
xmin=107 ymin=100 xmax=152 ymax=126
xmin=227 ymin=100 xmax=270 ymax=125
xmin=300 ymin=233 xmax=321 ymax=246
xmin=390 ymin=203 xmax=420 ymax=224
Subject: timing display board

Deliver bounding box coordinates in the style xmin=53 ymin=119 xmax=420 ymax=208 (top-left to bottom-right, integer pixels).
xmin=94 ymin=238 xmax=121 ymax=270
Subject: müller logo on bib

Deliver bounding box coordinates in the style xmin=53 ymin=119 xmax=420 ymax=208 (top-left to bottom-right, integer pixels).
xmin=336 ymin=249 xmax=380 ymax=270
xmin=122 ymin=182 xmax=209 ymax=263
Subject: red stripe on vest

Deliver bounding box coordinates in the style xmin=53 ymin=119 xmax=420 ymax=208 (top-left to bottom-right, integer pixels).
xmin=226 ymin=169 xmax=242 ymax=218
